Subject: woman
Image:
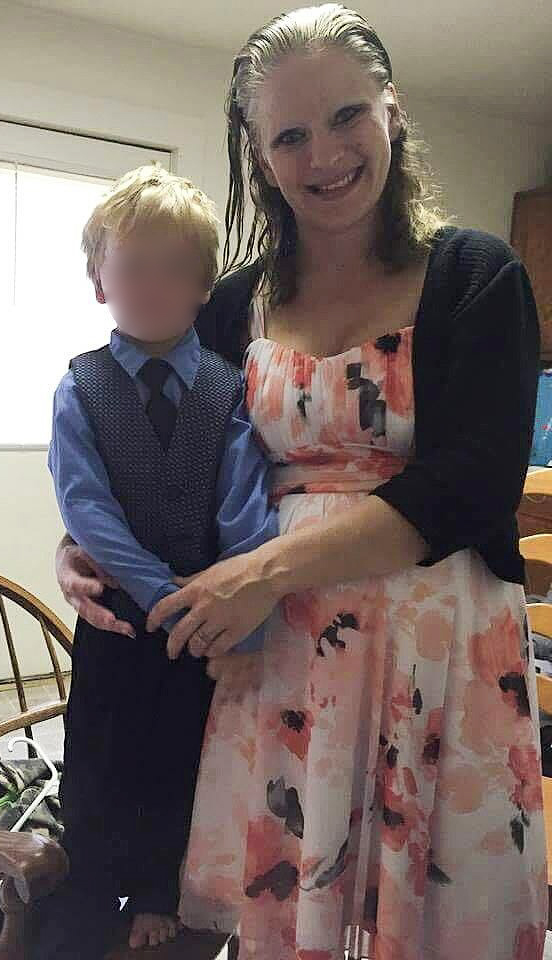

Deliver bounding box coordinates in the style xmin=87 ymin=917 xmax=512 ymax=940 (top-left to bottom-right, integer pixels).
xmin=57 ymin=5 xmax=545 ymax=958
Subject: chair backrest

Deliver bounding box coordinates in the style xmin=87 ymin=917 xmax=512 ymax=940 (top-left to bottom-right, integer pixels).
xmin=520 ymin=534 xmax=552 ymax=564
xmin=0 ymin=577 xmax=72 ymax=757
xmin=524 ymin=469 xmax=552 ymax=497
xmin=527 ymin=602 xmax=552 ymax=715
xmin=520 ymin=534 xmax=552 ymax=598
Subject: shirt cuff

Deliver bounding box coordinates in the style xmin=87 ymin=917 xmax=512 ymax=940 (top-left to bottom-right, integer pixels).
xmin=149 ymin=582 xmax=186 ymax=635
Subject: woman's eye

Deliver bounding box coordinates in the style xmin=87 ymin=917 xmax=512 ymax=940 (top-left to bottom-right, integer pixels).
xmin=275 ymin=129 xmax=304 ymax=147
xmin=335 ymin=105 xmax=363 ymax=125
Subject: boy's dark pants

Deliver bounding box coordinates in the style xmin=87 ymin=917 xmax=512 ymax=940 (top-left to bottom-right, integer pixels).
xmin=31 ymin=590 xmax=215 ymax=960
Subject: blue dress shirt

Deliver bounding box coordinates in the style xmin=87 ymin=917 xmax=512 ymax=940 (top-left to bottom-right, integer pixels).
xmin=48 ymin=327 xmax=278 ymax=651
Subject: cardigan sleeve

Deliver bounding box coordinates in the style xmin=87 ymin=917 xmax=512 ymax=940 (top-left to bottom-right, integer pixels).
xmin=373 ymin=259 xmax=540 ymax=565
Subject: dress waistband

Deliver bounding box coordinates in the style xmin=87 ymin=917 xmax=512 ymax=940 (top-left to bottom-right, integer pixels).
xmin=269 ymin=453 xmax=408 ymax=501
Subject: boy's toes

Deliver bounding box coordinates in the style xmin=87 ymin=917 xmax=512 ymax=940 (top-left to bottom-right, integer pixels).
xmin=129 ymin=913 xmax=178 ymax=949
xmin=152 ymin=915 xmax=178 ymax=945
xmin=128 ymin=914 xmax=147 ymax=949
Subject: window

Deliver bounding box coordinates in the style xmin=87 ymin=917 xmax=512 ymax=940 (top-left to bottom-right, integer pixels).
xmin=0 ymin=122 xmax=172 ymax=445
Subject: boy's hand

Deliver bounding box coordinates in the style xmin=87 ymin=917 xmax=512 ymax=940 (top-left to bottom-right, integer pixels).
xmin=55 ymin=538 xmax=135 ymax=637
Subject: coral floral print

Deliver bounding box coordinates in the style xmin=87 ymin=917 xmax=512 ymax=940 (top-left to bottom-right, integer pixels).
xmin=178 ymin=300 xmax=547 ymax=959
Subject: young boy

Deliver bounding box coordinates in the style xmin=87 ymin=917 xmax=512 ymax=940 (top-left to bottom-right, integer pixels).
xmin=44 ymin=165 xmax=277 ymax=958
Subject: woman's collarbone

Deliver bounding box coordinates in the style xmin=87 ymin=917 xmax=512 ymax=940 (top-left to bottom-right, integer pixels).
xmin=265 ymin=301 xmax=415 ymax=357
xmin=264 ymin=262 xmax=427 ymax=356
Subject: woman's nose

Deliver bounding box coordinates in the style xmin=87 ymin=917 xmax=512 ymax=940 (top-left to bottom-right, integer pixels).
xmin=308 ymin=130 xmax=345 ymax=172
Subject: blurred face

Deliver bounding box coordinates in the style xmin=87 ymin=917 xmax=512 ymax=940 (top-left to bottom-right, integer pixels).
xmin=255 ymin=47 xmax=400 ymax=239
xmin=97 ymin=224 xmax=210 ymax=343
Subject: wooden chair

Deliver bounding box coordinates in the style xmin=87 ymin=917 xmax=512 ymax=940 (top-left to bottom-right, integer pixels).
xmin=518 ymin=471 xmax=552 ymax=540
xmin=524 ymin=469 xmax=552 ymax=498
xmin=0 ymin=576 xmax=234 ymax=960
xmin=0 ymin=575 xmax=71 ymax=756
xmin=520 ymin=534 xmax=552 ymax=598
xmin=528 ymin=601 xmax=552 ymax=715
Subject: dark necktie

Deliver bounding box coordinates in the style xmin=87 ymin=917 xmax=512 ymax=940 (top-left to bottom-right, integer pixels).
xmin=138 ymin=358 xmax=178 ymax=451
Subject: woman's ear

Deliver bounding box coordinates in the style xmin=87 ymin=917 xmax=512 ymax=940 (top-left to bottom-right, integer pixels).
xmin=200 ymin=289 xmax=212 ymax=305
xmin=384 ymin=83 xmax=402 ymax=143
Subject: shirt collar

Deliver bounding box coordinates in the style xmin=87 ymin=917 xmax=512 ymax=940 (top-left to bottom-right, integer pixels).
xmin=110 ymin=326 xmax=201 ymax=389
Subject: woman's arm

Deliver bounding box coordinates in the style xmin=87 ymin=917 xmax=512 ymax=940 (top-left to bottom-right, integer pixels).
xmin=256 ymin=496 xmax=428 ymax=596
xmin=374 ymin=259 xmax=539 ymax=563
xmin=55 ymin=535 xmax=133 ymax=634
xmin=147 ymin=498 xmax=427 ymax=660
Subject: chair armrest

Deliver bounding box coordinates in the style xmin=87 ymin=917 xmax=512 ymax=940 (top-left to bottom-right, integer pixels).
xmin=0 ymin=701 xmax=67 ymax=738
xmin=0 ymin=831 xmax=68 ymax=904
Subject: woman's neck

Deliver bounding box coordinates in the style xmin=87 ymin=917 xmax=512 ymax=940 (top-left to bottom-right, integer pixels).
xmin=296 ymin=216 xmax=380 ymax=292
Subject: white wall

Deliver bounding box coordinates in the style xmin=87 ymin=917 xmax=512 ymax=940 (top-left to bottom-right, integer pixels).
xmin=0 ymin=1 xmax=551 ymax=677
xmin=404 ymin=93 xmax=552 ymax=240
xmin=0 ymin=452 xmax=72 ymax=679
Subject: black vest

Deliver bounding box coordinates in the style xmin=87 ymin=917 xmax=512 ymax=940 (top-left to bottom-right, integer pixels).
xmin=70 ymin=344 xmax=243 ymax=625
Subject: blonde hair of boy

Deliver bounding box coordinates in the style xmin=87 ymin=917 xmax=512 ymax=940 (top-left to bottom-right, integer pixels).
xmin=82 ymin=164 xmax=219 ymax=291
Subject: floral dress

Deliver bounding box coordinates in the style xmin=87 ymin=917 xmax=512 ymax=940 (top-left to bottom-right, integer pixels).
xmin=178 ymin=300 xmax=547 ymax=960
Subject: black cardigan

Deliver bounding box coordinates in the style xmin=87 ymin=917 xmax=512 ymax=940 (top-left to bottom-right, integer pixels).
xmin=195 ymin=226 xmax=540 ymax=585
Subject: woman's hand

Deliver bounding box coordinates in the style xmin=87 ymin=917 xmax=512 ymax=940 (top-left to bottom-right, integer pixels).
xmin=55 ymin=537 xmax=135 ymax=637
xmin=146 ymin=549 xmax=280 ymax=661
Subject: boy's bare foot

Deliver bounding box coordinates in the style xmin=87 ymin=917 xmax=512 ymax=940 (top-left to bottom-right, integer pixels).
xmin=128 ymin=912 xmax=179 ymax=949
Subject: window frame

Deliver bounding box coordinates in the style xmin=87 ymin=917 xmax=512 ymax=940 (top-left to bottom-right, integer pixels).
xmin=0 ymin=122 xmax=174 ymax=449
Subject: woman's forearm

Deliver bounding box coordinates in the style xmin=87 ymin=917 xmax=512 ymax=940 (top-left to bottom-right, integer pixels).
xmin=145 ymin=494 xmax=430 ymax=656
xmin=254 ymin=495 xmax=429 ymax=599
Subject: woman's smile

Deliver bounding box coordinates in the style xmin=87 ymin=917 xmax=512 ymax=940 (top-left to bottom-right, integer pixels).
xmin=306 ymin=163 xmax=365 ymax=198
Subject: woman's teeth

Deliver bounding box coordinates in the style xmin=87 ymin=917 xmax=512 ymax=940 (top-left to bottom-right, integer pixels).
xmin=311 ymin=167 xmax=362 ymax=193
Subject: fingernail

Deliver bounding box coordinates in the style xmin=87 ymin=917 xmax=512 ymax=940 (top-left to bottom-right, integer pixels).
xmin=126 ymin=629 xmax=136 ymax=639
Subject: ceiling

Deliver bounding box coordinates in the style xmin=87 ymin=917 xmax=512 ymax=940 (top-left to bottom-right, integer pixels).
xmin=11 ymin=0 xmax=552 ymax=123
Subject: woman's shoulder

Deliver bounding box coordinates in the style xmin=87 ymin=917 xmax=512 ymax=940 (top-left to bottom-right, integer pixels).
xmin=426 ymin=225 xmax=524 ymax=318
xmin=209 ymin=262 xmax=261 ymax=314
xmin=431 ymin=224 xmax=521 ymax=281
xmin=195 ymin=262 xmax=261 ymax=362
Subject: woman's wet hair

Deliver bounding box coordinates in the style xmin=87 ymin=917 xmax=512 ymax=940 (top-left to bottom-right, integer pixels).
xmin=224 ymin=3 xmax=449 ymax=306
